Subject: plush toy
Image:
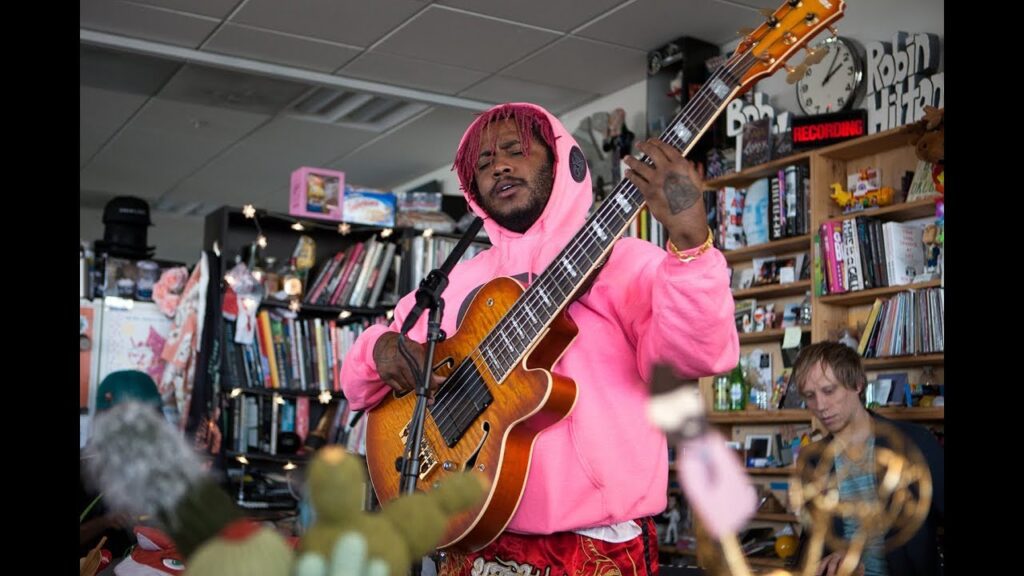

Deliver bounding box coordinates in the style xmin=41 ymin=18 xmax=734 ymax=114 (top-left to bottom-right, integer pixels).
xmin=84 ymin=403 xmax=487 ymax=576
xmin=299 ymin=446 xmax=487 ymax=576
xmin=906 ymin=106 xmax=944 ymax=193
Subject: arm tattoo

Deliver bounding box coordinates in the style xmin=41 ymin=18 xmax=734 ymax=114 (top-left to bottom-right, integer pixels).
xmin=664 ymin=173 xmax=700 ymax=214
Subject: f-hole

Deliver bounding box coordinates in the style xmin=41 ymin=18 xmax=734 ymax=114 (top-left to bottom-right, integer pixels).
xmin=463 ymin=421 xmax=490 ymax=471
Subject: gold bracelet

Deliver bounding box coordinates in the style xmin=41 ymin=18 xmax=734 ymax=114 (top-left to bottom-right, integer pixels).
xmin=667 ymin=227 xmax=715 ymax=263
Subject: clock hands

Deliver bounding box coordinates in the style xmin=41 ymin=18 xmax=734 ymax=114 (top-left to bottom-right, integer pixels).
xmin=821 ymin=45 xmax=841 ymax=86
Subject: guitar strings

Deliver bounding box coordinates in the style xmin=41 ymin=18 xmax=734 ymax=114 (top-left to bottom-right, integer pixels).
xmin=428 ymin=52 xmax=761 ymax=440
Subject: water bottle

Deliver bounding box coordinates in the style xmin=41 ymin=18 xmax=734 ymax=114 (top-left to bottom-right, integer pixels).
xmin=728 ymin=361 xmax=746 ymax=411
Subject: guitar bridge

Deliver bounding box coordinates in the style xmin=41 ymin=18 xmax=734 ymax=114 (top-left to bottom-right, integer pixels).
xmin=399 ymin=425 xmax=438 ymax=480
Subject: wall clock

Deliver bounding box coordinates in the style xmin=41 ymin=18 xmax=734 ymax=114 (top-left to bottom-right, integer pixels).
xmin=795 ymin=36 xmax=864 ymax=115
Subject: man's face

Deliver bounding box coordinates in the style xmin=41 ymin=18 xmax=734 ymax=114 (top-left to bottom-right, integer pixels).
xmin=800 ymin=362 xmax=864 ymax=435
xmin=473 ymin=119 xmax=554 ymax=233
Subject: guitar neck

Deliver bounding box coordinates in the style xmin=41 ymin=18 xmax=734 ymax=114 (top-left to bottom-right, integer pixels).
xmin=475 ymin=53 xmax=765 ymax=383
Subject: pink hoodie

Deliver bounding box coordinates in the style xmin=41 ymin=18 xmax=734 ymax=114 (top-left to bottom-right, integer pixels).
xmin=340 ymin=103 xmax=738 ymax=534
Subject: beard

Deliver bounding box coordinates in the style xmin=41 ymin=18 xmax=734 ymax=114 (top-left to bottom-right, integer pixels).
xmin=476 ymin=155 xmax=554 ymax=234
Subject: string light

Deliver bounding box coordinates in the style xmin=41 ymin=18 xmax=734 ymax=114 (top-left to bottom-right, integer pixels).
xmin=318 ymin=390 xmax=333 ymax=404
xmin=257 ymin=235 xmax=268 ymax=248
xmin=386 ymin=309 xmax=395 ymax=320
xmin=273 ymin=394 xmax=285 ymax=406
xmin=338 ymin=223 xmax=351 ymax=235
xmin=288 ymin=299 xmax=301 ymax=312
xmin=236 ymin=455 xmax=250 ymax=465
xmin=230 ymin=387 xmax=242 ymax=398
xmin=242 ymin=205 xmax=256 ymax=219
xmin=291 ymin=222 xmax=305 ymax=231
xmin=283 ymin=461 xmax=297 ymax=471
xmin=212 ymin=241 xmax=221 ymax=257
xmin=338 ymin=310 xmax=352 ymax=319
xmin=423 ymin=228 xmax=434 ymax=238
xmin=380 ymin=228 xmax=393 ymax=238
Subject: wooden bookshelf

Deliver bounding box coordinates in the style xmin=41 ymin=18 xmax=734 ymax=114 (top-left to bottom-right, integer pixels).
xmin=734 ymin=280 xmax=812 ymax=300
xmin=706 ymin=152 xmax=813 ymax=189
xmin=874 ymin=406 xmax=944 ymax=421
xmin=723 ymin=235 xmax=811 ymax=264
xmin=747 ymin=467 xmax=796 ymax=476
xmin=229 ymin=386 xmax=341 ymax=400
xmin=863 ymin=353 xmax=944 ymax=369
xmin=261 ymin=298 xmax=392 ymax=317
xmin=226 ymin=450 xmax=310 ymax=464
xmin=817 ymin=279 xmax=942 ymax=306
xmin=823 ymin=198 xmax=938 ymax=224
xmin=739 ymin=325 xmax=810 ymax=344
xmin=753 ymin=512 xmax=798 ymax=522
xmin=708 ymin=409 xmax=812 ymax=424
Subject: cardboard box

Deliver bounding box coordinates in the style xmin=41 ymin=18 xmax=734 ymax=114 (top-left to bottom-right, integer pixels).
xmin=290 ymin=167 xmax=344 ymax=221
xmin=343 ymin=186 xmax=396 ymax=227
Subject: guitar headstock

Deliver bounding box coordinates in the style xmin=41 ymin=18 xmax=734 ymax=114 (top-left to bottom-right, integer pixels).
xmin=729 ymin=0 xmax=846 ymax=94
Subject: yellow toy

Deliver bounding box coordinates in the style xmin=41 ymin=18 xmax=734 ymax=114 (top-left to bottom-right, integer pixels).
xmin=300 ymin=446 xmax=488 ymax=576
xmin=829 ymin=182 xmax=894 ymax=210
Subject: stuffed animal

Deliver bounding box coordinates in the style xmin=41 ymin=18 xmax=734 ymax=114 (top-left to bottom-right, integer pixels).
xmin=84 ymin=402 xmax=486 ymax=576
xmin=299 ymin=446 xmax=487 ymax=576
xmin=906 ymin=106 xmax=944 ymax=193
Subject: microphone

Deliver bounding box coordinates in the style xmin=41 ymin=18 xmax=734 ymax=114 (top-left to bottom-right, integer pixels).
xmin=400 ymin=216 xmax=484 ymax=335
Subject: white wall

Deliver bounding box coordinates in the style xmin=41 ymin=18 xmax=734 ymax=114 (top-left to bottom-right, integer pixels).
xmin=81 ymin=206 xmax=206 ymax=266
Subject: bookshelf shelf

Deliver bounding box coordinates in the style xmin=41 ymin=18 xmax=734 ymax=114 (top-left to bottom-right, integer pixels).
xmin=822 ymin=198 xmax=938 ymax=225
xmin=230 ymin=386 xmax=341 ymax=400
xmin=706 ymin=152 xmax=813 ymax=189
xmin=739 ymin=325 xmax=810 ymax=344
xmin=874 ymin=406 xmax=945 ymax=421
xmin=658 ymin=545 xmax=698 ymax=557
xmin=863 ymin=354 xmax=944 ymax=370
xmin=753 ymin=512 xmax=798 ymax=523
xmin=747 ymin=467 xmax=796 ymax=476
xmin=226 ymin=450 xmax=310 ymax=464
xmin=723 ymin=235 xmax=811 ymax=264
xmin=261 ymin=298 xmax=392 ymax=317
xmin=734 ymin=280 xmax=812 ymax=300
xmin=817 ymin=279 xmax=942 ymax=306
xmin=708 ymin=409 xmax=812 ymax=424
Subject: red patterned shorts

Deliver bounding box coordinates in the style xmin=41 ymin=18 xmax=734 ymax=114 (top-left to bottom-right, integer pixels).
xmin=439 ymin=517 xmax=659 ymax=576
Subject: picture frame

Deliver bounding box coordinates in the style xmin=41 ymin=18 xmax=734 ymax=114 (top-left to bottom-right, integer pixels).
xmin=745 ymin=434 xmax=774 ymax=467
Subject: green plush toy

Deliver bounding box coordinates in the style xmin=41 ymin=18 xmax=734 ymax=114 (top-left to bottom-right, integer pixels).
xmin=300 ymin=446 xmax=487 ymax=576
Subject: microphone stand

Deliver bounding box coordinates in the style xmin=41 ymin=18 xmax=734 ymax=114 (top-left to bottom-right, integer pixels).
xmin=397 ymin=216 xmax=484 ymax=497
xmin=397 ymin=217 xmax=483 ymax=576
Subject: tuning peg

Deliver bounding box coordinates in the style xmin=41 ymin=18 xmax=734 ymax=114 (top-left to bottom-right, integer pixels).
xmin=803 ymin=43 xmax=830 ymax=65
xmin=760 ymin=8 xmax=779 ymax=26
xmin=828 ymin=25 xmax=840 ymax=36
xmin=785 ymin=62 xmax=808 ymax=84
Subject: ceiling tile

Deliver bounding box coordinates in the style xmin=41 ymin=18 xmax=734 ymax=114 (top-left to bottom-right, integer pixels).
xmin=503 ymin=37 xmax=646 ymax=94
xmin=459 ymin=76 xmax=596 ymax=115
xmin=375 ymin=6 xmax=559 ymax=73
xmin=170 ymin=117 xmax=376 ymax=207
xmin=80 ymin=0 xmax=220 ymax=48
xmin=130 ymin=0 xmax=239 ymax=18
xmin=332 ymin=107 xmax=474 ymax=189
xmin=341 ymin=51 xmax=491 ymax=96
xmin=575 ymin=0 xmax=756 ymax=49
xmin=80 ymin=86 xmax=149 ymax=167
xmin=436 ymin=0 xmax=625 ymax=32
xmin=80 ymin=44 xmax=182 ymax=96
xmin=158 ymin=63 xmax=311 ymax=115
xmin=204 ymin=24 xmax=363 ymax=73
xmin=231 ymin=0 xmax=426 ymax=47
xmin=80 ymin=98 xmax=271 ymax=199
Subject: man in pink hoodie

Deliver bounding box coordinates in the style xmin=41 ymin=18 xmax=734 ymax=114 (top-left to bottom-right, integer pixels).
xmin=341 ymin=103 xmax=738 ymax=574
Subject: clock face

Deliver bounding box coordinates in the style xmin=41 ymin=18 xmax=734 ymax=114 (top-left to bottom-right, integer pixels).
xmin=796 ymin=37 xmax=863 ymax=115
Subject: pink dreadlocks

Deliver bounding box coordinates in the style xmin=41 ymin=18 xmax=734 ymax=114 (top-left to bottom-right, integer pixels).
xmin=453 ymin=104 xmax=559 ymax=199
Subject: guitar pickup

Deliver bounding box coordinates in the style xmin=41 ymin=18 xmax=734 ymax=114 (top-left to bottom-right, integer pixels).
xmin=400 ymin=424 xmax=439 ymax=480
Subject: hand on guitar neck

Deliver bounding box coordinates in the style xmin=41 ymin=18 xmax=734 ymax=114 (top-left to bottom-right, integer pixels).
xmin=372 ymin=331 xmax=445 ymax=397
xmin=623 ymin=139 xmax=708 ymax=251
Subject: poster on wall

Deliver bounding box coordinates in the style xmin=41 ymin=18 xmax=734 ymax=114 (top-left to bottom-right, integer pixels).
xmin=95 ymin=301 xmax=174 ymax=404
